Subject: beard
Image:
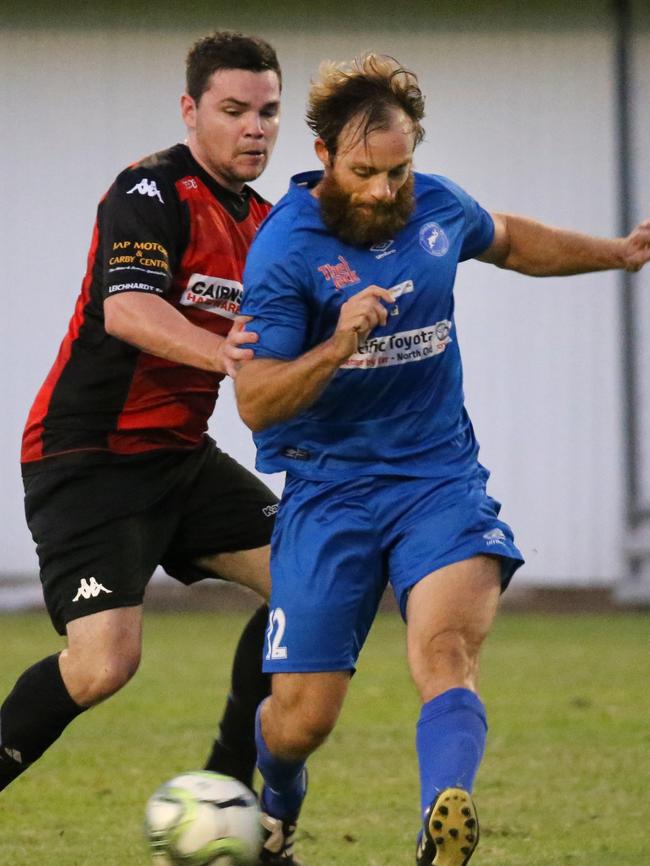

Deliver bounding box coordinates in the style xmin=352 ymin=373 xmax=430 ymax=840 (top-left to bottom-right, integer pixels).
xmin=317 ymin=172 xmax=415 ymax=246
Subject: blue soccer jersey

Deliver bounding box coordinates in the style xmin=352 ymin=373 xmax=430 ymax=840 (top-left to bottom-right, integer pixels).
xmin=241 ymin=170 xmax=495 ymax=480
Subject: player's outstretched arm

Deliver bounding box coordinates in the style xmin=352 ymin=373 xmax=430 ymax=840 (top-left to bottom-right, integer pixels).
xmin=235 ymin=286 xmax=393 ymax=432
xmin=478 ymin=213 xmax=650 ymax=277
xmin=104 ymin=291 xmax=245 ymax=375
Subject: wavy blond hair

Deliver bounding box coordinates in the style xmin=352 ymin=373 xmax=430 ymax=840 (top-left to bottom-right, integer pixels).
xmin=306 ymin=53 xmax=425 ymax=156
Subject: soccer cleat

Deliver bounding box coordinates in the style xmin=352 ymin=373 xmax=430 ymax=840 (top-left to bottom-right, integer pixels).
xmin=415 ymin=787 xmax=479 ymax=866
xmin=258 ymin=810 xmax=302 ymax=864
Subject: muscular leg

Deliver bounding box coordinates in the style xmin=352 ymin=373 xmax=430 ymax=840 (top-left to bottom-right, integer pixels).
xmin=407 ymin=555 xmax=500 ymax=865
xmin=195 ymin=546 xmax=272 ymax=788
xmin=0 ymin=606 xmax=142 ymax=791
xmin=257 ymin=671 xmax=350 ymax=816
xmin=407 ymin=554 xmax=500 ymax=703
xmin=407 ymin=555 xmax=500 ymax=809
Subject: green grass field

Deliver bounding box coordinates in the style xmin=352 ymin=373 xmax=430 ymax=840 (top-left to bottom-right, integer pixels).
xmin=1 ymin=610 xmax=648 ymax=865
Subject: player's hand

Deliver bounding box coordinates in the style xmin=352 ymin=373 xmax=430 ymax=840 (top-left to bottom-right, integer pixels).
xmin=333 ymin=285 xmax=395 ymax=356
xmin=622 ymin=219 xmax=650 ymax=273
xmin=220 ymin=316 xmax=258 ymax=378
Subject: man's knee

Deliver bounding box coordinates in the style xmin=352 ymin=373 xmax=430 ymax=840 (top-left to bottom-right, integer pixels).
xmin=61 ymin=606 xmax=144 ymax=706
xmin=284 ymin=703 xmax=338 ymax=754
xmin=60 ymin=647 xmax=141 ymax=707
xmin=410 ymin=627 xmax=481 ymax=700
xmin=263 ymin=672 xmax=348 ymax=759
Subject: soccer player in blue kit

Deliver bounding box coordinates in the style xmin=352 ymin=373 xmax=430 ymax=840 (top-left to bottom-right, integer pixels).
xmin=230 ymin=55 xmax=650 ymax=865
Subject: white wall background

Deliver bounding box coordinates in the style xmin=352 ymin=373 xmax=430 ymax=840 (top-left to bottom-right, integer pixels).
xmin=1 ymin=1 xmax=649 ymax=588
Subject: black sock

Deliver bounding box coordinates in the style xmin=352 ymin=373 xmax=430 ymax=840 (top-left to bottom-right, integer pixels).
xmin=204 ymin=604 xmax=271 ymax=789
xmin=0 ymin=654 xmax=86 ymax=791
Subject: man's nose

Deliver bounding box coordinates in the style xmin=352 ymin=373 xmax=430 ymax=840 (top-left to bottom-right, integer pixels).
xmin=243 ymin=113 xmax=265 ymax=137
xmin=368 ymin=175 xmax=394 ymax=201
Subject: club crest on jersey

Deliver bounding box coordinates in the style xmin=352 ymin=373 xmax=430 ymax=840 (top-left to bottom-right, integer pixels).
xmin=318 ymin=255 xmax=360 ymax=290
xmin=419 ymin=222 xmax=449 ymax=257
xmin=180 ymin=273 xmax=243 ymax=319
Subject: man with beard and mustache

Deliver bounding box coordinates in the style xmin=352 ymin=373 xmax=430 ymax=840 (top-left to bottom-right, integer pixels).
xmin=228 ymin=54 xmax=650 ymax=866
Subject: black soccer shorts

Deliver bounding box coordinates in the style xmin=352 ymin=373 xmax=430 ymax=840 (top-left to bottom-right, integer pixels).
xmin=22 ymin=437 xmax=278 ymax=635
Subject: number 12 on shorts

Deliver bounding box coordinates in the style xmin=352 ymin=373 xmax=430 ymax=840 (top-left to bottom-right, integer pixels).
xmin=266 ymin=608 xmax=288 ymax=660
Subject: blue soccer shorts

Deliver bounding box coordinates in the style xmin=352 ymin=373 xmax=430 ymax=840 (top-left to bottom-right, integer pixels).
xmin=263 ymin=470 xmax=524 ymax=673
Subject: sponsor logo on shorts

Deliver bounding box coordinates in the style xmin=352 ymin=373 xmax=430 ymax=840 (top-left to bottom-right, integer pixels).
xmin=419 ymin=222 xmax=449 ymax=257
xmin=72 ymin=577 xmax=113 ymax=602
xmin=318 ymin=255 xmax=360 ymax=290
xmin=262 ymin=504 xmax=279 ymax=517
xmin=341 ymin=320 xmax=452 ymax=370
xmin=370 ymin=239 xmax=396 ymax=260
xmin=483 ymin=528 xmax=507 ymax=546
xmin=1 ymin=746 xmax=23 ymax=764
xmin=180 ymin=274 xmax=243 ymax=318
xmin=127 ymin=177 xmax=164 ymax=203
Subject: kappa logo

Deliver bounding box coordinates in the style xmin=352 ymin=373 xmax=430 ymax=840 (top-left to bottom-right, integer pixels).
xmin=419 ymin=222 xmax=449 ymax=257
xmin=72 ymin=577 xmax=113 ymax=602
xmin=1 ymin=746 xmax=23 ymax=764
xmin=127 ymin=178 xmax=164 ymax=203
xmin=483 ymin=528 xmax=507 ymax=546
xmin=318 ymin=255 xmax=360 ymax=290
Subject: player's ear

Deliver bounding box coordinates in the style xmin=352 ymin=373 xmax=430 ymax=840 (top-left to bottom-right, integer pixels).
xmin=314 ymin=138 xmax=331 ymax=169
xmin=180 ymin=93 xmax=197 ymax=130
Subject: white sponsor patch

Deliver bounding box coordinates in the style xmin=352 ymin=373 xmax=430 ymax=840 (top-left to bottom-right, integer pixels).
xmin=341 ymin=320 xmax=452 ymax=370
xmin=180 ymin=274 xmax=243 ymax=319
xmin=388 ymin=279 xmax=414 ymax=300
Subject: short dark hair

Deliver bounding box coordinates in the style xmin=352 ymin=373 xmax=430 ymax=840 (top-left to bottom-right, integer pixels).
xmin=306 ymin=54 xmax=425 ymax=157
xmin=186 ymin=31 xmax=281 ymax=103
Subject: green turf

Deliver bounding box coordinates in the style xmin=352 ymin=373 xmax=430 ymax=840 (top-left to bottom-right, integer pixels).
xmin=0 ymin=610 xmax=648 ymax=865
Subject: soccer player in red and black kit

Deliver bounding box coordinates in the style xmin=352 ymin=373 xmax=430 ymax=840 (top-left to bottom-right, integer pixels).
xmin=0 ymin=31 xmax=291 ymax=864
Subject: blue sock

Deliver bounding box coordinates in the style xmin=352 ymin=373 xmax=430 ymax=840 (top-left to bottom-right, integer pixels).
xmin=416 ymin=687 xmax=487 ymax=816
xmin=255 ymin=702 xmax=307 ymax=821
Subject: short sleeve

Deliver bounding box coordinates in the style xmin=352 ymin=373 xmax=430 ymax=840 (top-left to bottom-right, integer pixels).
xmin=438 ymin=177 xmax=494 ymax=261
xmin=98 ymin=167 xmax=184 ymax=301
xmin=241 ymin=234 xmax=311 ymax=361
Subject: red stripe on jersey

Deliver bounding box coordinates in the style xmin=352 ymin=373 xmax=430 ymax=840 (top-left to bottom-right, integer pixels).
xmin=21 ymin=221 xmax=101 ymax=462
xmin=106 ymin=353 xmax=223 ymax=454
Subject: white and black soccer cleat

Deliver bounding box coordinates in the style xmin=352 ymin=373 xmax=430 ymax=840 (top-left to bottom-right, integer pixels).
xmin=415 ymin=787 xmax=479 ymax=866
xmin=258 ymin=810 xmax=303 ymax=865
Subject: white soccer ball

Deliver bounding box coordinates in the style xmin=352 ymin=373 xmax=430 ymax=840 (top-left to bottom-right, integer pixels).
xmin=144 ymin=771 xmax=261 ymax=866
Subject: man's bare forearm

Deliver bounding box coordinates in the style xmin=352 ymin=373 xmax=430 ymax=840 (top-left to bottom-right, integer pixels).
xmin=104 ymin=292 xmax=227 ymax=373
xmin=482 ymin=213 xmax=627 ymax=277
xmin=235 ymin=331 xmax=355 ymax=432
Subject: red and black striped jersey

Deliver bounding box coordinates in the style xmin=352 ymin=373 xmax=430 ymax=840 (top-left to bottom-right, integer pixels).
xmin=22 ymin=144 xmax=271 ymax=471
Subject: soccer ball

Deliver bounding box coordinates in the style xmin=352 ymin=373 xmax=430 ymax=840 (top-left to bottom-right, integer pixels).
xmin=144 ymin=771 xmax=261 ymax=866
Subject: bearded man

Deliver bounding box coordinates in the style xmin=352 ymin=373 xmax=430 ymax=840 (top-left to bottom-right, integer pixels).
xmin=230 ymin=54 xmax=650 ymax=866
